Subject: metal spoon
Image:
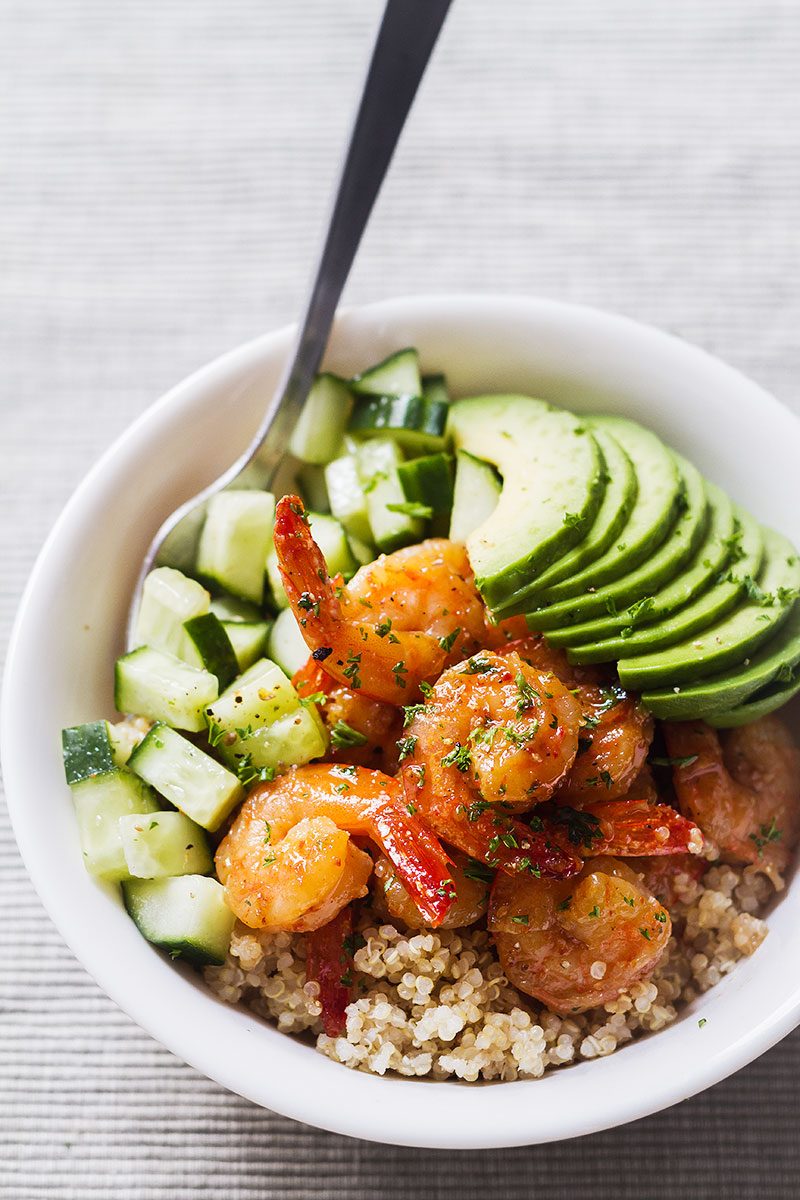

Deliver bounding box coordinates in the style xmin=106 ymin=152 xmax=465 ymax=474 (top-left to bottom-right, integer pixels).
xmin=127 ymin=0 xmax=452 ymax=644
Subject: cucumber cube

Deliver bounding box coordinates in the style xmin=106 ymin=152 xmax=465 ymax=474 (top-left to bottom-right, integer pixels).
xmin=119 ymin=811 xmax=213 ymax=879
xmin=268 ymin=608 xmax=312 ymax=677
xmin=324 ymin=454 xmax=373 ymax=545
xmin=223 ymin=620 xmax=271 ymax=671
xmin=62 ymin=720 xmax=117 ymax=785
xmin=357 ymin=439 xmax=424 ymax=552
xmin=115 ymin=646 xmax=218 ymax=733
xmin=128 ymin=724 xmax=244 ymax=832
xmin=134 ymin=567 xmax=210 ymax=661
xmin=289 ymin=373 xmax=353 ymax=464
xmin=182 ymin=613 xmax=239 ymax=690
xmin=122 ymin=875 xmax=235 ymax=966
xmin=71 ymin=769 xmax=160 ymax=881
xmin=196 ymin=490 xmax=276 ymax=604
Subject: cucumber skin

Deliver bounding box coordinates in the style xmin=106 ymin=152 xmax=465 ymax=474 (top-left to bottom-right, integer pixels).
xmin=62 ymin=721 xmax=117 ymax=785
xmin=183 ymin=613 xmax=239 ymax=690
xmin=348 ymin=394 xmax=448 ymax=453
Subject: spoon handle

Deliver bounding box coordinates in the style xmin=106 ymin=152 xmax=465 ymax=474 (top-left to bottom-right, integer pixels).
xmin=251 ymin=0 xmax=452 ymax=478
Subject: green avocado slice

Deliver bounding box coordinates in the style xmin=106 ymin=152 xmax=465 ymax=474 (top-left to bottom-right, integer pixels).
xmin=505 ymin=427 xmax=637 ymax=607
xmin=525 ymin=416 xmax=683 ymax=617
xmin=642 ymin=599 xmax=800 ymax=719
xmin=618 ymin=526 xmax=799 ymax=689
xmin=568 ymin=506 xmax=763 ymax=665
xmin=558 ymin=483 xmax=735 ymax=661
xmin=447 ymin=396 xmax=605 ymax=613
xmin=529 ymin=452 xmax=707 ymax=633
xmin=706 ymin=671 xmax=800 ymax=728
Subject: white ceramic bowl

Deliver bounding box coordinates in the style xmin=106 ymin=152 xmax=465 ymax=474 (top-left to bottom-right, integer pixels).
xmin=4 ymin=295 xmax=800 ymax=1148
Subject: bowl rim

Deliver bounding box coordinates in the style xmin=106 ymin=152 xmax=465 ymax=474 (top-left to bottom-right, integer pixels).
xmin=4 ymin=292 xmax=800 ymax=1148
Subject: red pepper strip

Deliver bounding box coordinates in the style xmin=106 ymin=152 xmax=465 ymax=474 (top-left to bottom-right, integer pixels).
xmin=305 ymin=906 xmax=354 ymax=1038
xmin=369 ymin=800 xmax=457 ymax=926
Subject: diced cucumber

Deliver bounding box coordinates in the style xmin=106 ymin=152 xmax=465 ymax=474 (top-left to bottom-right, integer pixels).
xmin=62 ymin=720 xmax=117 ymax=784
xmin=210 ymin=595 xmax=262 ymax=623
xmin=357 ymin=438 xmax=424 ymax=552
xmin=134 ymin=567 xmax=210 ymax=661
xmin=206 ymin=658 xmax=327 ymax=774
xmin=422 ymin=373 xmax=450 ymax=406
xmin=397 ymin=452 xmax=453 ymax=534
xmin=115 ymin=646 xmax=218 ymax=733
xmin=196 ymin=490 xmax=276 ymax=603
xmin=224 ymin=620 xmax=271 ymax=671
xmin=71 ymin=769 xmax=160 ymax=881
xmin=347 ymin=394 xmax=448 ymax=455
xmin=266 ymin=511 xmax=357 ymax=607
xmin=325 ymin=454 xmax=373 ymax=545
xmin=297 ymin=463 xmax=331 ymax=513
xmin=268 ymin=608 xmax=312 ymax=677
xmin=119 ymin=811 xmax=213 ymax=879
xmin=289 ymin=373 xmax=353 ymax=464
xmin=128 ymin=724 xmax=244 ymax=832
xmin=182 ymin=613 xmax=239 ymax=690
xmin=449 ymin=450 xmax=501 ymax=542
xmin=351 ymin=347 xmax=421 ymax=398
xmin=122 ymin=875 xmax=235 ymax=966
xmin=347 ymin=535 xmax=374 ymax=566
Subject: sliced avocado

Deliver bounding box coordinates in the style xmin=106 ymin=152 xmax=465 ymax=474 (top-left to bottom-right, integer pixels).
xmin=526 ymin=416 xmax=683 ymax=617
xmin=642 ymin=599 xmax=800 ymax=719
xmin=618 ymin=526 xmax=799 ymax=689
xmin=447 ymin=396 xmax=605 ymax=613
xmin=707 ymin=670 xmax=800 ymax=728
xmin=568 ymin=505 xmax=763 ymax=665
xmin=530 ymin=452 xmax=707 ymax=633
xmin=504 ymin=427 xmax=637 ymax=608
xmin=554 ymin=481 xmax=734 ymax=659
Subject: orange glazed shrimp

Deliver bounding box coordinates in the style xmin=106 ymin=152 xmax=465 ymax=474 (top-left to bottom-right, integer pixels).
xmin=215 ymin=765 xmax=455 ymax=931
xmin=273 ymin=496 xmax=486 ymax=703
xmin=403 ymin=650 xmax=584 ymax=879
xmin=489 ymin=855 xmax=672 ymax=1012
xmin=502 ymin=636 xmax=653 ymax=802
xmin=372 ymin=850 xmax=489 ymax=930
xmin=665 ymin=716 xmax=800 ymax=884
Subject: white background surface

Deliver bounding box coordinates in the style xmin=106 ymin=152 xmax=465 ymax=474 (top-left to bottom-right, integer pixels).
xmin=2 ymin=1 xmax=800 ymax=1195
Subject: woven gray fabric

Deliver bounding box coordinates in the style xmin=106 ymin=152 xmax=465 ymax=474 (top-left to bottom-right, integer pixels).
xmin=2 ymin=0 xmax=800 ymax=1195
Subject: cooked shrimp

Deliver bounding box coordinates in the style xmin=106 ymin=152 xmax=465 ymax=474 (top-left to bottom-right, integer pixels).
xmin=402 ymin=649 xmax=584 ymax=879
xmin=503 ymin=636 xmax=654 ymax=801
xmin=293 ymin=658 xmax=404 ymax=772
xmin=274 ymin=496 xmax=486 ymax=703
xmin=627 ymin=853 xmax=707 ymax=908
xmin=489 ymin=855 xmax=672 ymax=1011
xmin=665 ymin=716 xmax=800 ymax=884
xmin=373 ymin=849 xmax=488 ymax=930
xmin=215 ymin=765 xmax=455 ymax=931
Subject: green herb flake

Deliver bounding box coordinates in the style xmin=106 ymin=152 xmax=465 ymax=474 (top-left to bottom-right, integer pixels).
xmin=511 ymin=914 xmax=529 ymax=925
xmin=441 ymin=742 xmax=472 ymax=772
xmin=330 ymin=721 xmax=369 ymax=750
xmin=438 ymin=627 xmax=462 ymax=654
xmin=386 ymin=501 xmax=434 ymax=520
xmin=397 ymin=735 xmax=418 ymax=763
xmin=343 ymin=651 xmax=363 ymax=690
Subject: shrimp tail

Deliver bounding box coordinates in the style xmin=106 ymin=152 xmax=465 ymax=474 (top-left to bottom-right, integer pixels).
xmin=274 ymin=494 xmax=342 ymax=626
xmin=305 ymin=905 xmax=354 ymax=1037
xmin=588 ymin=799 xmax=704 ymax=857
xmin=370 ymin=801 xmax=457 ymax=927
xmin=292 ymin=657 xmax=334 ymax=700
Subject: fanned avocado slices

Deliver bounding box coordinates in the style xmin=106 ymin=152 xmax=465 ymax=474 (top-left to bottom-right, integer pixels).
xmin=619 ymin=527 xmax=800 ymax=690
xmin=567 ymin=506 xmax=763 ymax=665
xmin=562 ymin=484 xmax=736 ymax=662
xmin=531 ymin=453 xmax=708 ymax=634
xmin=526 ymin=415 xmax=683 ymax=613
xmin=504 ymin=427 xmax=637 ymax=609
xmin=642 ymin=599 xmax=800 ymax=720
xmin=447 ymin=396 xmax=605 ymax=614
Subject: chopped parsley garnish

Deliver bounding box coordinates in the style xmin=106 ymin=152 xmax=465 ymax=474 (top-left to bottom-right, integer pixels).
xmin=402 ymin=703 xmax=426 ymax=727
xmin=406 ymin=801 xmax=417 ymax=816
xmin=698 ymin=1018 xmax=707 ymax=1029
xmin=557 ymin=896 xmax=572 ymax=912
xmin=386 ymin=500 xmax=434 ymax=520
xmin=438 ymin=628 xmax=461 ymax=653
xmin=654 ymin=911 xmax=667 ymax=923
xmin=552 ymin=806 xmax=603 ymax=848
xmin=622 ymin=895 xmax=635 ymax=908
xmin=236 ymin=755 xmax=277 ymax=787
xmin=396 ymin=735 xmax=418 ymax=762
xmin=639 ymin=928 xmax=652 ymax=941
xmin=463 ymin=858 xmax=494 ymax=883
xmin=588 ymin=905 xmax=601 ymax=918
xmin=511 ymin=914 xmax=529 ymax=925
xmin=625 ymin=595 xmax=655 ymax=625
xmin=392 ymin=661 xmax=408 ymax=688
xmin=330 ymin=721 xmax=369 ymax=750
xmin=419 ymin=681 xmax=433 ymax=698
xmin=299 ymin=691 xmax=326 ymax=708
xmin=343 ymin=651 xmax=362 ymax=689
xmin=461 ymin=656 xmax=494 ymax=675
xmin=441 ymin=742 xmax=472 ymax=772
xmin=515 ymin=672 xmax=539 ymax=714
xmin=749 ymin=817 xmax=782 ymax=857
xmin=297 ymin=592 xmax=320 ymax=617
xmin=563 ymin=511 xmax=582 ymax=529
xmin=207 ymin=718 xmax=225 ymax=748
xmin=374 ymin=619 xmax=393 ymax=639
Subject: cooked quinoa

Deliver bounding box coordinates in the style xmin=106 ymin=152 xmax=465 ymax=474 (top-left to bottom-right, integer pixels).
xmin=204 ymin=861 xmax=772 ymax=1081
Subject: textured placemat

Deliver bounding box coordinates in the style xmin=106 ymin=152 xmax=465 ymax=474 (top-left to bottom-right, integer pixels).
xmin=2 ymin=1 xmax=800 ymax=1196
